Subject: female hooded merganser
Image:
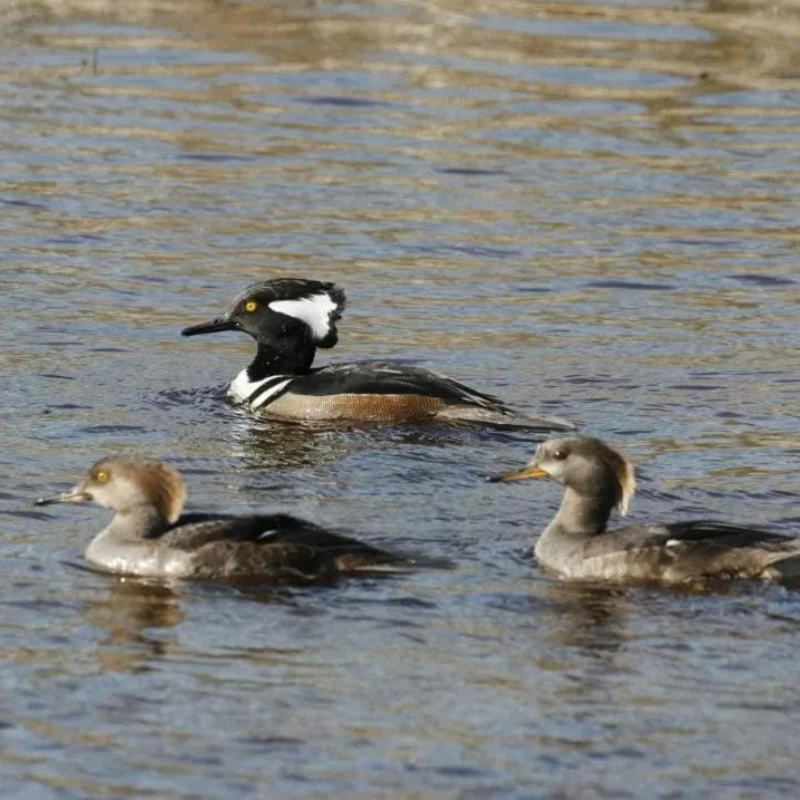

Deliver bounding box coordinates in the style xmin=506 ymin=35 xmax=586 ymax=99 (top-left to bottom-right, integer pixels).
xmin=491 ymin=435 xmax=800 ymax=584
xmin=36 ymin=458 xmax=408 ymax=582
xmin=181 ymin=278 xmax=575 ymax=429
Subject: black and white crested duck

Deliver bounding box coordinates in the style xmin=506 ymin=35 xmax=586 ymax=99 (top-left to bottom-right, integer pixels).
xmin=491 ymin=435 xmax=800 ymax=584
xmin=181 ymin=278 xmax=574 ymax=429
xmin=36 ymin=458 xmax=409 ymax=582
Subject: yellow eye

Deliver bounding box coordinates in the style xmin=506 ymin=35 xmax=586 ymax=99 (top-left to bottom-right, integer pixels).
xmin=244 ymin=300 xmax=258 ymax=313
xmin=94 ymin=470 xmax=110 ymax=484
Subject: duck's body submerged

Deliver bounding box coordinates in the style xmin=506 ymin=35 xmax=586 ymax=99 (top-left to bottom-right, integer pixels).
xmin=182 ymin=278 xmax=574 ymax=429
xmin=492 ymin=435 xmax=800 ymax=584
xmin=37 ymin=458 xmax=407 ymax=582
xmin=86 ymin=512 xmax=396 ymax=582
xmin=228 ymin=360 xmax=530 ymax=424
xmin=534 ymin=518 xmax=800 ymax=584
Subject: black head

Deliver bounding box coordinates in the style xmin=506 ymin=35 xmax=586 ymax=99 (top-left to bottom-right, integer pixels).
xmin=182 ymin=279 xmax=346 ymax=349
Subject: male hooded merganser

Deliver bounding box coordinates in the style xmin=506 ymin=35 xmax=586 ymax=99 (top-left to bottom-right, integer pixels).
xmin=36 ymin=458 xmax=408 ymax=582
xmin=181 ymin=278 xmax=575 ymax=428
xmin=491 ymin=435 xmax=800 ymax=584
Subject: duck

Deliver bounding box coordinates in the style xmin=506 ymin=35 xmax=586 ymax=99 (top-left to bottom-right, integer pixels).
xmin=181 ymin=278 xmax=575 ymax=429
xmin=490 ymin=434 xmax=800 ymax=584
xmin=36 ymin=457 xmax=410 ymax=582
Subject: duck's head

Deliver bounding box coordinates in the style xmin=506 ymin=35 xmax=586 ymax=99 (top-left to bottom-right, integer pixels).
xmin=182 ymin=278 xmax=345 ymax=349
xmin=36 ymin=458 xmax=187 ymax=523
xmin=490 ymin=435 xmax=636 ymax=516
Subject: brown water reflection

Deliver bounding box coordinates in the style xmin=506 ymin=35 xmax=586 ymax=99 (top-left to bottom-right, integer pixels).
xmin=83 ymin=580 xmax=183 ymax=673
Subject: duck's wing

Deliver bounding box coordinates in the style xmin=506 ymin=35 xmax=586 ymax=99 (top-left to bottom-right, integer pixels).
xmin=159 ymin=513 xmax=406 ymax=580
xmin=589 ymin=521 xmax=800 ymax=581
xmin=292 ymin=362 xmax=575 ymax=429
xmin=619 ymin=520 xmax=789 ymax=548
xmin=293 ymin=362 xmax=508 ymax=408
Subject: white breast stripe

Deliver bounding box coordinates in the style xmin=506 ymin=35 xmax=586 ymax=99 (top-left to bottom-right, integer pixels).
xmin=228 ymin=370 xmax=291 ymax=404
xmin=257 ymin=529 xmax=278 ymax=541
xmin=250 ymin=379 xmax=292 ymax=410
xmin=269 ymin=293 xmax=337 ymax=342
xmin=229 ymin=369 xmax=274 ymax=404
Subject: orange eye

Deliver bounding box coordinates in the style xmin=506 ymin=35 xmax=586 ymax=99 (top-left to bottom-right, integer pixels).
xmin=245 ymin=300 xmax=258 ymax=313
xmin=94 ymin=470 xmax=110 ymax=483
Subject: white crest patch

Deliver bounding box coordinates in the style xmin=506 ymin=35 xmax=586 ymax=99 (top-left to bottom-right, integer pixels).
xmin=269 ymin=293 xmax=338 ymax=342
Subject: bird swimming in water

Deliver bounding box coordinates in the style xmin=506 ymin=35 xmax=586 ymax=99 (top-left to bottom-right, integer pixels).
xmin=36 ymin=457 xmax=413 ymax=583
xmin=490 ymin=435 xmax=800 ymax=584
xmin=182 ymin=278 xmax=575 ymax=429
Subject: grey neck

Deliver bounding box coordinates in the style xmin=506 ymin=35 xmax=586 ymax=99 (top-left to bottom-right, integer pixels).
xmin=104 ymin=504 xmax=169 ymax=541
xmin=548 ymin=487 xmax=614 ymax=537
xmin=85 ymin=505 xmax=169 ymax=575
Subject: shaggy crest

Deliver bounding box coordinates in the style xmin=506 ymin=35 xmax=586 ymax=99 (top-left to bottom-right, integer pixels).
xmin=131 ymin=460 xmax=186 ymax=523
xmin=595 ymin=441 xmax=636 ymax=516
xmin=233 ymin=278 xmax=346 ymax=348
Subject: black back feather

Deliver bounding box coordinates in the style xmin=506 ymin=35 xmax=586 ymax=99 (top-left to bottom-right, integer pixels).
xmin=291 ymin=361 xmax=511 ymax=412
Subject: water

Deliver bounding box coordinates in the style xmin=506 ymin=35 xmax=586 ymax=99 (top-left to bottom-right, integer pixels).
xmin=3 ymin=0 xmax=800 ymax=796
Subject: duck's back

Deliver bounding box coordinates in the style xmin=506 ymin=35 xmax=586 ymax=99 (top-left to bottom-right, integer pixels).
xmin=158 ymin=513 xmax=403 ymax=582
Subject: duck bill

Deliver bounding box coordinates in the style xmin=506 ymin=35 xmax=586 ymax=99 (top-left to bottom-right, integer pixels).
xmin=35 ymin=489 xmax=92 ymax=507
xmin=181 ymin=317 xmax=238 ymax=337
xmin=488 ymin=464 xmax=549 ymax=483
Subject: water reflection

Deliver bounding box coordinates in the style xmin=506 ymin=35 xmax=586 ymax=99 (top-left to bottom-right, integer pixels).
xmin=537 ymin=580 xmax=631 ymax=654
xmin=83 ymin=579 xmax=182 ymax=673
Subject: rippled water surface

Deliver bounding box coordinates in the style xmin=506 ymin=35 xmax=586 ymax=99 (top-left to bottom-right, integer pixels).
xmin=3 ymin=0 xmax=800 ymax=796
